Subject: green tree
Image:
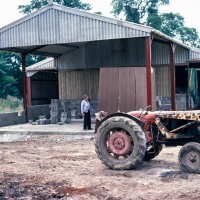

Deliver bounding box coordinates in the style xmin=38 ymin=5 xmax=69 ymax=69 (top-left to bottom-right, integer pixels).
xmin=0 ymin=58 xmax=19 ymax=98
xmin=146 ymin=13 xmax=162 ymax=30
xmin=19 ymin=0 xmax=91 ymax=14
xmin=177 ymin=27 xmax=200 ymax=48
xmin=111 ymin=1 xmax=200 ymax=47
xmin=94 ymin=11 xmax=102 ymax=15
xmin=0 ymin=52 xmax=45 ymax=98
xmin=159 ymin=12 xmax=184 ymax=38
xmin=158 ymin=13 xmax=200 ymax=47
xmin=111 ymin=0 xmax=169 ymax=24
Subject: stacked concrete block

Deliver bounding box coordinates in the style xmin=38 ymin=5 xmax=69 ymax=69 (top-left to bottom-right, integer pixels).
xmin=175 ymin=94 xmax=187 ymax=111
xmin=49 ymin=99 xmax=98 ymax=122
xmin=69 ymin=99 xmax=98 ymax=118
xmin=156 ymin=94 xmax=187 ymax=111
xmin=32 ymin=116 xmax=52 ymax=125
xmin=50 ymin=99 xmax=61 ymax=124
xmin=70 ymin=100 xmax=82 ymax=118
xmin=90 ymin=100 xmax=98 ymax=117
xmin=60 ymin=100 xmax=72 ymax=123
xmin=60 ymin=112 xmax=71 ymax=123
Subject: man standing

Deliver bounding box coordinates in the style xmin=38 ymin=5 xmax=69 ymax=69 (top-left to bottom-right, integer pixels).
xmin=81 ymin=95 xmax=92 ymax=130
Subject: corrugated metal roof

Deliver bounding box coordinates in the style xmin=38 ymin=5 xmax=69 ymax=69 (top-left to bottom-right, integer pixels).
xmin=26 ymin=57 xmax=56 ymax=77
xmin=0 ymin=3 xmax=151 ymax=49
xmin=0 ymin=3 xmax=196 ymax=50
xmin=0 ymin=2 xmax=199 ymax=61
xmin=26 ymin=58 xmax=55 ymax=71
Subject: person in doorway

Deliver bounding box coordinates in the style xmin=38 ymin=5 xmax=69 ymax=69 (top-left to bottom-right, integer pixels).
xmin=81 ymin=94 xmax=92 ymax=130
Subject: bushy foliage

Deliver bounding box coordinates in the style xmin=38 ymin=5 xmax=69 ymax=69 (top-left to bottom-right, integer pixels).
xmin=0 ymin=96 xmax=23 ymax=113
xmin=19 ymin=0 xmax=91 ymax=14
xmin=111 ymin=0 xmax=200 ymax=47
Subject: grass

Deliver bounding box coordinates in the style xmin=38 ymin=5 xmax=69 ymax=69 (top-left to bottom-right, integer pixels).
xmin=0 ymin=96 xmax=23 ymax=113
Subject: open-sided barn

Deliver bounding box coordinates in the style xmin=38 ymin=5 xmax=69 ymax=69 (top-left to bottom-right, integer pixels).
xmin=1 ymin=2 xmax=200 ymax=119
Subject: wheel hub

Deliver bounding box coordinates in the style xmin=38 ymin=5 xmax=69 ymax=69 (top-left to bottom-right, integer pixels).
xmin=114 ymin=138 xmax=125 ymax=150
xmin=190 ymin=155 xmax=196 ymax=163
xmin=108 ymin=131 xmax=132 ymax=156
xmin=186 ymin=151 xmax=200 ymax=166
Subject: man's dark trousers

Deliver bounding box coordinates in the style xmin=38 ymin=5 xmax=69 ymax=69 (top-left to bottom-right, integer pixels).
xmin=83 ymin=110 xmax=91 ymax=130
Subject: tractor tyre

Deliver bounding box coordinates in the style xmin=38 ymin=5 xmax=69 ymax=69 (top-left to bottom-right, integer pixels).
xmin=178 ymin=142 xmax=200 ymax=174
xmin=143 ymin=144 xmax=163 ymax=161
xmin=95 ymin=116 xmax=146 ymax=170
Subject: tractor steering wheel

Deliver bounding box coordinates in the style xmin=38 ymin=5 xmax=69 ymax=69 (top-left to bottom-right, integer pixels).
xmin=139 ymin=105 xmax=151 ymax=118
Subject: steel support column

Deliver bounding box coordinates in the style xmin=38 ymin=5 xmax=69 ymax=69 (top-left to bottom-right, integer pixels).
xmin=170 ymin=43 xmax=176 ymax=111
xmin=27 ymin=77 xmax=32 ymax=106
xmin=145 ymin=37 xmax=153 ymax=108
xmin=22 ymin=53 xmax=28 ymax=121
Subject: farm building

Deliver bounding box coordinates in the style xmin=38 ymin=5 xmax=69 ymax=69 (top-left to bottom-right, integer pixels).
xmin=1 ymin=2 xmax=200 ymax=120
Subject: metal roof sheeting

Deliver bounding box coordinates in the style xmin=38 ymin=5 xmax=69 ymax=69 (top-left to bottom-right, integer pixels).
xmin=0 ymin=4 xmax=150 ymax=49
xmin=26 ymin=57 xmax=55 ymax=77
xmin=26 ymin=58 xmax=55 ymax=71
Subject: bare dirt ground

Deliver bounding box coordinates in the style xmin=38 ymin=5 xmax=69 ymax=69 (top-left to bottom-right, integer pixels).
xmin=0 ymin=137 xmax=200 ymax=200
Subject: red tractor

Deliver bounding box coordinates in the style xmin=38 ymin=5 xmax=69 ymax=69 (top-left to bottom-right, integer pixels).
xmin=95 ymin=107 xmax=200 ymax=173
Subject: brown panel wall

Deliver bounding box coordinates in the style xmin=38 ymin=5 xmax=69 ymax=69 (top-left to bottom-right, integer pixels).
xmin=98 ymin=67 xmax=147 ymax=113
xmin=154 ymin=66 xmax=171 ymax=97
xmin=59 ymin=69 xmax=99 ymax=100
xmin=98 ymin=68 xmax=119 ymax=113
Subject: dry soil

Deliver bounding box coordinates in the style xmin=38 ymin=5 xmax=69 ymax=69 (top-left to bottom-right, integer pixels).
xmin=0 ymin=136 xmax=200 ymax=200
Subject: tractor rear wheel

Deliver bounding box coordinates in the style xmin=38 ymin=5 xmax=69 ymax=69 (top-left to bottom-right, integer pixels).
xmin=143 ymin=144 xmax=163 ymax=161
xmin=95 ymin=117 xmax=146 ymax=170
xmin=178 ymin=142 xmax=200 ymax=174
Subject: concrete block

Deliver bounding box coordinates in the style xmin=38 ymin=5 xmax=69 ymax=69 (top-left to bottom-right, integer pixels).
xmin=0 ymin=111 xmax=26 ymax=127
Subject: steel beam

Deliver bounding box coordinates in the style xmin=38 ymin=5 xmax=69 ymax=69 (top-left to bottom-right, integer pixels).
xmin=22 ymin=53 xmax=28 ymax=121
xmin=145 ymin=37 xmax=153 ymax=109
xmin=24 ymin=45 xmax=47 ymax=55
xmin=170 ymin=43 xmax=176 ymax=111
xmin=2 ymin=47 xmax=61 ymax=57
xmin=55 ymin=44 xmax=79 ymax=49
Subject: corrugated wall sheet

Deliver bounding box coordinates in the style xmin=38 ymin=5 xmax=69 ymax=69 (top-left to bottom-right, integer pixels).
xmin=190 ymin=50 xmax=200 ymax=59
xmin=0 ymin=5 xmax=150 ymax=48
xmin=175 ymin=45 xmax=189 ymax=64
xmin=56 ymin=38 xmax=146 ymax=69
xmin=152 ymin=42 xmax=169 ymax=65
xmin=152 ymin=42 xmax=189 ymax=65
xmin=55 ymin=39 xmax=190 ymax=70
xmin=59 ymin=69 xmax=99 ymax=100
xmin=154 ymin=66 xmax=171 ymax=96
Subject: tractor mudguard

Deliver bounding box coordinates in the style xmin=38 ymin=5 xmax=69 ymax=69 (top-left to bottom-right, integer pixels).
xmin=95 ymin=112 xmax=145 ymax=133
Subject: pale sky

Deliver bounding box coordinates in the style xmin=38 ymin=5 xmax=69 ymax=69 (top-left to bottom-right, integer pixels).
xmin=0 ymin=0 xmax=200 ymax=36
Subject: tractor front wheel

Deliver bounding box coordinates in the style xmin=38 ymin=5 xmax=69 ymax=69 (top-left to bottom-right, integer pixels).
xmin=95 ymin=117 xmax=146 ymax=170
xmin=178 ymin=142 xmax=200 ymax=174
